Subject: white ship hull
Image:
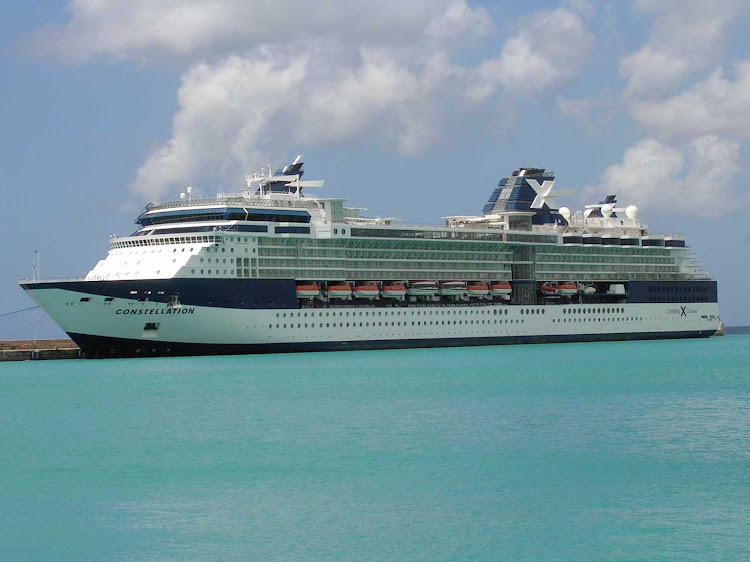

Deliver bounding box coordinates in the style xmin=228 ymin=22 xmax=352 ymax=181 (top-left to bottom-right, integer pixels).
xmin=23 ymin=283 xmax=720 ymax=358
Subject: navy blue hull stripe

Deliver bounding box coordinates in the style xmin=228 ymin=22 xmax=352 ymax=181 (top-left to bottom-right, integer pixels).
xmin=68 ymin=330 xmax=715 ymax=359
xmin=21 ymin=278 xmax=719 ymax=311
xmin=22 ymin=278 xmax=300 ymax=309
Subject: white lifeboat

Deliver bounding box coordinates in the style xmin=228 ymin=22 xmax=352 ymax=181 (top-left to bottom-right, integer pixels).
xmin=439 ymin=281 xmax=467 ymax=296
xmin=407 ymin=281 xmax=438 ymax=296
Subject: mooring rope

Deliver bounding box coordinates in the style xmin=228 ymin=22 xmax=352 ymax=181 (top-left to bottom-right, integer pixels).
xmin=0 ymin=306 xmax=41 ymax=318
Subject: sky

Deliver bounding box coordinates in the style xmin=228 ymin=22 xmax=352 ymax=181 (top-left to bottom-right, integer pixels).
xmin=1 ymin=0 xmax=750 ymax=339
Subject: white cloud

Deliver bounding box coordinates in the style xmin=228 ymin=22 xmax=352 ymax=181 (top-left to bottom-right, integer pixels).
xmin=125 ymin=5 xmax=593 ymax=199
xmin=476 ymin=8 xmax=593 ymax=97
xmin=587 ymin=136 xmax=741 ymax=217
xmin=27 ymin=0 xmax=492 ymax=63
xmin=131 ymin=55 xmax=308 ymax=199
xmin=619 ymin=0 xmax=750 ymax=97
xmin=619 ymin=47 xmax=692 ymax=98
xmin=556 ymin=94 xmax=617 ymax=134
xmin=25 ymin=2 xmax=595 ymax=199
xmin=630 ymin=61 xmax=750 ymax=138
xmin=564 ymin=0 xmax=595 ymax=21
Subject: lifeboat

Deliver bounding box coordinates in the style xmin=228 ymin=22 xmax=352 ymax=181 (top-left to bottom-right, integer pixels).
xmin=407 ymin=281 xmax=438 ymax=296
xmin=295 ymin=283 xmax=320 ymax=299
xmin=354 ymin=282 xmax=380 ymax=300
xmin=327 ymin=283 xmax=352 ymax=299
xmin=557 ymin=281 xmax=578 ymax=296
xmin=540 ymin=282 xmax=560 ymax=295
xmin=382 ymin=283 xmax=407 ymax=299
xmin=439 ymin=281 xmax=466 ymax=296
xmin=467 ymin=282 xmax=490 ymax=298
xmin=540 ymin=281 xmax=578 ymax=297
xmin=581 ymin=284 xmax=596 ymax=295
xmin=490 ymin=281 xmax=512 ymax=298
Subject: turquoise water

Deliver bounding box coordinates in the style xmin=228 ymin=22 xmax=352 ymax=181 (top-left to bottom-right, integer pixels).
xmin=1 ymin=335 xmax=749 ymax=560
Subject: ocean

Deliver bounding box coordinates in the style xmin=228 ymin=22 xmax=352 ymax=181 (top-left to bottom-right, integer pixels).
xmin=1 ymin=333 xmax=749 ymax=560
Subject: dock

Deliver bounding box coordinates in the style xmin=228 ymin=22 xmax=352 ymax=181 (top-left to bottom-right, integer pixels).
xmin=0 ymin=339 xmax=81 ymax=361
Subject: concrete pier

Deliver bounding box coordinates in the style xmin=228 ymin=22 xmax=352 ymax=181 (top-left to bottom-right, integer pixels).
xmin=0 ymin=339 xmax=81 ymax=361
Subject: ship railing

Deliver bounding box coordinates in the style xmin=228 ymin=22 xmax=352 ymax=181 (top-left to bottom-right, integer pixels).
xmin=144 ymin=195 xmax=322 ymax=212
xmin=19 ymin=277 xmax=87 ymax=284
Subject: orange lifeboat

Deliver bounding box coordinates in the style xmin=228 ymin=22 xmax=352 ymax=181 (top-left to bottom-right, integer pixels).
xmin=557 ymin=281 xmax=578 ymax=296
xmin=296 ymin=283 xmax=320 ymax=299
xmin=467 ymin=282 xmax=490 ymax=298
xmin=327 ymin=283 xmax=352 ymax=299
xmin=490 ymin=281 xmax=512 ymax=298
xmin=382 ymin=283 xmax=407 ymax=299
xmin=540 ymin=281 xmax=578 ymax=297
xmin=354 ymin=282 xmax=380 ymax=300
xmin=540 ymin=282 xmax=560 ymax=295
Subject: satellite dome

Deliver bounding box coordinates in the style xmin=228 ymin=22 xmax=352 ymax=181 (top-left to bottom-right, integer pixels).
xmin=601 ymin=204 xmax=613 ymax=218
xmin=626 ymin=205 xmax=639 ymax=220
xmin=559 ymin=207 xmax=571 ymax=220
xmin=584 ymin=209 xmax=592 ymax=218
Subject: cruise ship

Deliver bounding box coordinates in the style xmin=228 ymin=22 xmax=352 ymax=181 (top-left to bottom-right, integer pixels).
xmin=20 ymin=156 xmax=720 ymax=358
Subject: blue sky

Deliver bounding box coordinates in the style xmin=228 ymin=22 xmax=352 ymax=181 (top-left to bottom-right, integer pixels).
xmin=2 ymin=0 xmax=750 ymax=338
